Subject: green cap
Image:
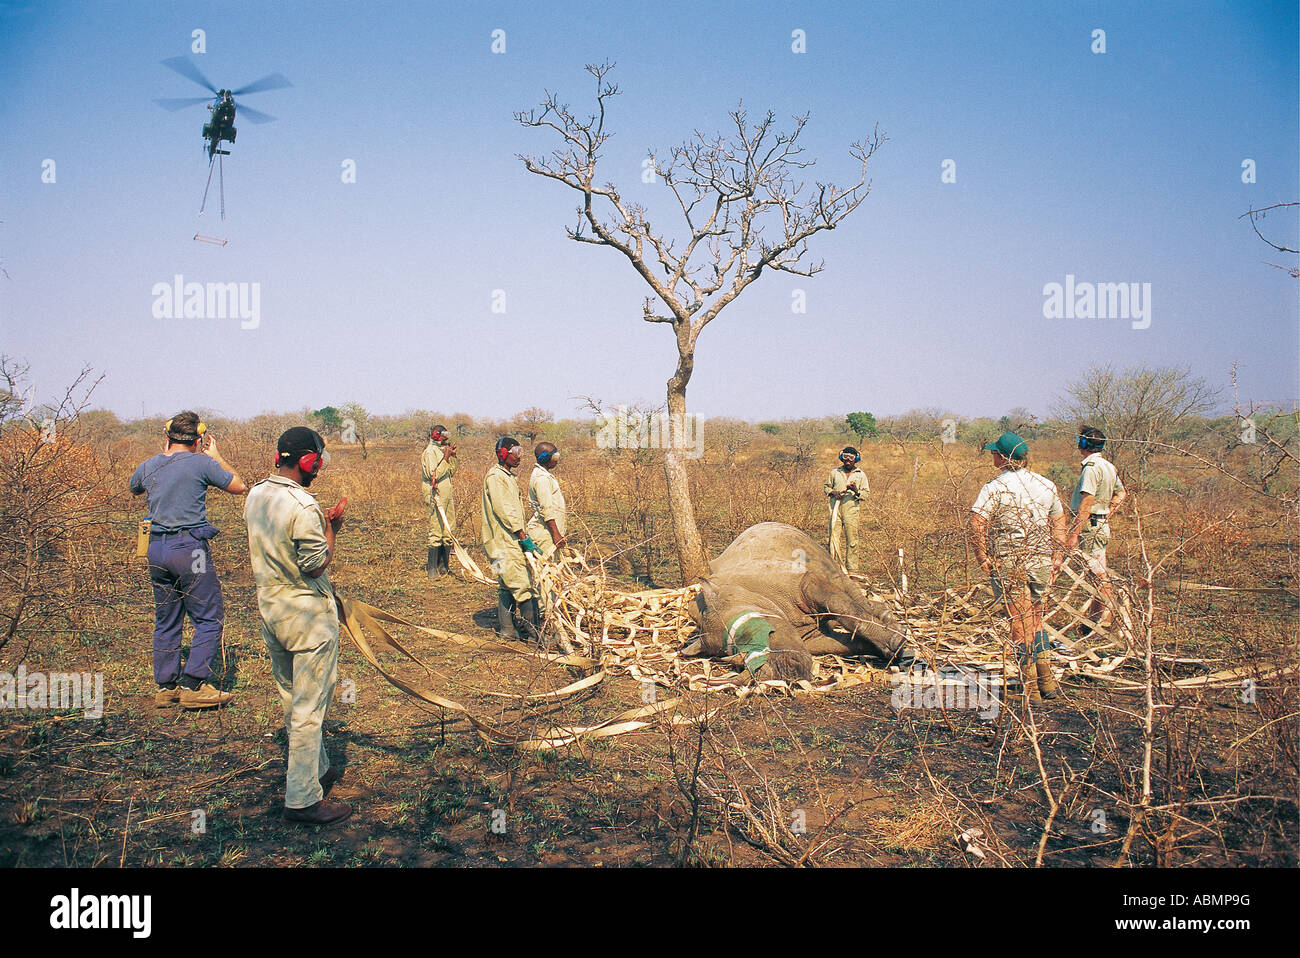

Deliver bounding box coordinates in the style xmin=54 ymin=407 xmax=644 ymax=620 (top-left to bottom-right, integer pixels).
xmin=984 ymin=431 xmax=1028 ymax=460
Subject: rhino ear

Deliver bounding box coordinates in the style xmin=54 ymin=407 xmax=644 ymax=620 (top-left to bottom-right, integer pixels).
xmin=680 ymin=638 xmax=705 ymax=657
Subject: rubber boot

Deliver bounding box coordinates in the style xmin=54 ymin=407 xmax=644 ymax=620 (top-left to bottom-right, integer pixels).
xmin=1033 ymin=632 xmax=1060 ymax=700
xmin=496 ymin=587 xmax=522 ymax=639
xmin=516 ymin=598 xmax=543 ymax=644
xmin=427 ymin=547 xmax=440 ymax=579
xmin=438 ymin=544 xmax=451 ymax=575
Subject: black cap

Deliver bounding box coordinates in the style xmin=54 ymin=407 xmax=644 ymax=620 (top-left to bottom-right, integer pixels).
xmin=277 ymin=426 xmax=324 ymax=458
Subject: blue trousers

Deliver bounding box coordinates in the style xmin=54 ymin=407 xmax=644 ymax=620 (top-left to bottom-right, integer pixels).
xmin=148 ymin=530 xmax=225 ymax=684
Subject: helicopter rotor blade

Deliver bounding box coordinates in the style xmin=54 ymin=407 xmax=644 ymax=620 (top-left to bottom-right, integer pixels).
xmin=153 ymin=96 xmax=213 ymax=112
xmin=232 ymin=73 xmax=292 ymax=96
xmin=235 ymin=103 xmax=277 ymax=124
xmin=161 ymin=56 xmax=217 ymax=94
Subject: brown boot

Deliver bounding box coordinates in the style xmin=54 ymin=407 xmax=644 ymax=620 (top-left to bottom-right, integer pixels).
xmin=283 ymin=800 xmax=353 ymax=825
xmin=1035 ymin=654 xmax=1060 ymax=699
xmin=1031 ymin=632 xmax=1059 ymax=699
xmin=178 ymin=682 xmax=235 ymax=710
xmin=1017 ymin=649 xmax=1042 ymax=706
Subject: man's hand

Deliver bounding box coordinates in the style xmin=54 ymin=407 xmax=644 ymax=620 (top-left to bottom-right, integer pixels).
xmin=520 ymin=536 xmax=540 ymax=554
xmin=204 ymin=435 xmax=248 ymax=494
xmin=328 ymin=498 xmax=347 ymax=530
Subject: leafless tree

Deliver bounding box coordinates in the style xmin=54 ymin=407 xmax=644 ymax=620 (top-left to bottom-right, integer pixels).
xmin=339 ymin=401 xmax=370 ymax=459
xmin=1239 ymin=201 xmax=1299 ymax=277
xmin=1055 ymin=364 xmax=1219 ymax=480
xmin=451 ymin=413 xmax=474 ymax=438
xmin=707 ymin=417 xmax=756 ymax=469
xmin=0 ymin=357 xmax=124 ymax=663
xmin=517 ymin=61 xmax=884 ymax=583
xmin=513 ymin=407 xmax=554 ymax=443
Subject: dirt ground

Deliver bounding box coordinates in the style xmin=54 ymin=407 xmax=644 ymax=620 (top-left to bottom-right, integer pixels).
xmin=1 ymin=437 xmax=1295 ymax=867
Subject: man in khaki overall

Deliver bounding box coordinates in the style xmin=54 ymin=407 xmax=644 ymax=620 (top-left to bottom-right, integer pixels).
xmin=525 ymin=442 xmax=567 ymax=559
xmin=421 ymin=423 xmax=458 ymax=578
xmin=245 ymin=427 xmax=351 ymax=826
xmin=824 ymin=446 xmax=868 ymax=573
xmin=1067 ymin=426 xmax=1126 ymax=632
xmin=481 ymin=437 xmax=542 ymax=640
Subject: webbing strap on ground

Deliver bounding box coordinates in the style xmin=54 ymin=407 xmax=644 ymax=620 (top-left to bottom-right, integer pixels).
xmin=433 ymin=499 xmax=496 ymax=585
xmin=336 ymin=595 xmax=705 ymax=750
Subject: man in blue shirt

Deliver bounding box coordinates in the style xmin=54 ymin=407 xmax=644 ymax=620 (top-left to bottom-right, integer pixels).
xmin=129 ymin=411 xmax=247 ymax=708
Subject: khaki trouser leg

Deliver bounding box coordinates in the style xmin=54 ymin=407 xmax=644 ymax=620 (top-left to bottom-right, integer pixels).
xmin=428 ymin=490 xmax=455 ymax=547
xmin=263 ymin=618 xmax=338 ymax=809
xmin=493 ymin=549 xmax=535 ymax=603
xmin=525 ymin=518 xmax=557 ymax=560
xmin=841 ymin=499 xmax=860 ymax=573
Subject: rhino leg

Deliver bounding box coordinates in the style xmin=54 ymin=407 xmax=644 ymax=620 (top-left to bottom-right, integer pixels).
xmin=803 ymin=634 xmax=855 ymax=656
xmin=765 ymin=647 xmax=816 ymax=681
xmin=801 ymin=570 xmax=921 ymax=665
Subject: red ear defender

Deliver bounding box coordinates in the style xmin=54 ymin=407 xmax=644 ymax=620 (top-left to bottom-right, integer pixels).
xmin=297 ymin=452 xmax=320 ymax=474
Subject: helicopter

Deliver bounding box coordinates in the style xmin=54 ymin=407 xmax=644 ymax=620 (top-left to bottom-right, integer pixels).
xmin=154 ymin=57 xmax=290 ymax=219
xmin=155 ymin=56 xmax=290 ymax=159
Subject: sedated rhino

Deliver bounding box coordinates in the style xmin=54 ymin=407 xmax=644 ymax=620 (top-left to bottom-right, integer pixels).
xmin=682 ymin=522 xmax=920 ymax=681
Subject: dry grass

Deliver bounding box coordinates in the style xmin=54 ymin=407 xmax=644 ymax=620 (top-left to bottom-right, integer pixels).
xmin=0 ymin=422 xmax=1294 ymax=867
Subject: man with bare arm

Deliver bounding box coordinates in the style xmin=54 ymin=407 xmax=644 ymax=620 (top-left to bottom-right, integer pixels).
xmin=1067 ymin=426 xmax=1126 ymax=633
xmin=969 ymin=432 xmax=1067 ymax=705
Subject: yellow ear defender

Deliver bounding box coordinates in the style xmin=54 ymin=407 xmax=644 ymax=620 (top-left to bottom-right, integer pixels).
xmin=164 ymin=418 xmax=207 ymax=442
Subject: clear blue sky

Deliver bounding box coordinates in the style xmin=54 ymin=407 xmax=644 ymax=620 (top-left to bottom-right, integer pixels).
xmin=2 ymin=0 xmax=1297 ymax=422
